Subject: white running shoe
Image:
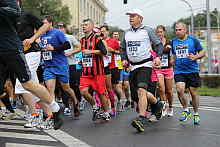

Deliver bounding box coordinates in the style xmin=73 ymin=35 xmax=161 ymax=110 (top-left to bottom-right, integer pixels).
xmin=24 ymin=116 xmax=41 ymax=128
xmin=167 ymin=108 xmax=174 ymax=117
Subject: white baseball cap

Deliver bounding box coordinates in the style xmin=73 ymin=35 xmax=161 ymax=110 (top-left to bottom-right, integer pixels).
xmin=126 ymin=9 xmax=144 ymax=18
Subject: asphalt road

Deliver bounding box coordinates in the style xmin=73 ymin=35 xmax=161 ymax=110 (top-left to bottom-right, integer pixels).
xmin=1 ymin=95 xmax=220 ymax=147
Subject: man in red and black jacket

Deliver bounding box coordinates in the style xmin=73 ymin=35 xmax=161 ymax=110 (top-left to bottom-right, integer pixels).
xmin=79 ymin=19 xmax=110 ymax=121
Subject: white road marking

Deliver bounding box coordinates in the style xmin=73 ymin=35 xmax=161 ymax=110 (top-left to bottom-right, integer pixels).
xmin=173 ymin=104 xmax=220 ymax=112
xmin=45 ymin=129 xmax=93 ymax=147
xmin=0 ymin=132 xmax=56 ymax=141
xmin=5 ymin=143 xmax=55 ymax=147
xmin=0 ymin=124 xmax=40 ymax=131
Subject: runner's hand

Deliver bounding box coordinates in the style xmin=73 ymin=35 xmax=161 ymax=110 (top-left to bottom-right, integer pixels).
xmin=45 ymin=45 xmax=54 ymax=51
xmin=154 ymin=57 xmax=161 ymax=67
xmin=23 ymin=38 xmax=34 ymax=47
xmin=188 ymin=53 xmax=197 ymax=61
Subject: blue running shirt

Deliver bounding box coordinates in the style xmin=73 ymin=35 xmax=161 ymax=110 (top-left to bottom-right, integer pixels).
xmin=171 ymin=35 xmax=203 ymax=74
xmin=40 ymin=29 xmax=68 ymax=67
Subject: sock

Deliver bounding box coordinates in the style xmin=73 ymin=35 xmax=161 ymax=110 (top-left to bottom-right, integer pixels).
xmin=120 ymin=98 xmax=126 ymax=106
xmin=184 ymin=108 xmax=189 ymax=112
xmin=194 ymin=112 xmax=199 ymax=116
xmin=31 ymin=112 xmax=39 ymax=117
xmin=49 ymin=100 xmax=60 ymax=112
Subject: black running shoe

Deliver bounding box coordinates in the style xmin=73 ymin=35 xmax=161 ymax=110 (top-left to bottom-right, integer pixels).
xmin=92 ymin=107 xmax=100 ymax=121
xmin=131 ymin=117 xmax=145 ymax=132
xmin=155 ymin=101 xmax=163 ymax=120
xmin=53 ymin=109 xmax=64 ymax=130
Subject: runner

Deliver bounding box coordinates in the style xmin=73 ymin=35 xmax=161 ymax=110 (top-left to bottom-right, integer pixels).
xmin=79 ymin=19 xmax=110 ymax=121
xmin=155 ymin=25 xmax=174 ymax=117
xmin=171 ymin=22 xmax=205 ymax=125
xmin=122 ymin=9 xmax=164 ymax=132
xmin=0 ymin=0 xmax=63 ymax=130
xmin=40 ymin=16 xmax=80 ymax=118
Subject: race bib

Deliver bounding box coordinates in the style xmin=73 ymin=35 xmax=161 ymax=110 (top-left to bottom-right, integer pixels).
xmin=82 ymin=55 xmax=93 ymax=67
xmin=161 ymin=54 xmax=169 ymax=67
xmin=176 ymin=44 xmax=189 ymax=58
xmin=115 ymin=54 xmax=122 ymax=67
xmin=42 ymin=51 xmax=52 ymax=61
xmin=72 ymin=56 xmax=81 ymax=65
xmin=104 ymin=56 xmax=111 ymax=67
xmin=128 ymin=46 xmax=138 ymax=57
xmin=127 ymin=41 xmax=141 ymax=57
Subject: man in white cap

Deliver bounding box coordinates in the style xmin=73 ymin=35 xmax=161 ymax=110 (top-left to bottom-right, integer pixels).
xmin=121 ymin=9 xmax=164 ymax=132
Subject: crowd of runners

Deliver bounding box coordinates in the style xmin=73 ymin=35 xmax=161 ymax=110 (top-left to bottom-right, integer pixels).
xmin=0 ymin=0 xmax=205 ymax=133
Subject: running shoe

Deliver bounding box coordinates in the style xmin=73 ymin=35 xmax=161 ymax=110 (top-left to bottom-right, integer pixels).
xmin=167 ymin=108 xmax=174 ymax=117
xmin=131 ymin=117 xmax=145 ymax=132
xmin=179 ymin=111 xmax=192 ymax=121
xmin=193 ymin=115 xmax=200 ymax=125
xmin=53 ymin=109 xmax=64 ymax=130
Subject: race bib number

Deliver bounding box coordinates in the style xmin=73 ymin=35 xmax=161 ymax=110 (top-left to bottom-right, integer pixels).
xmin=72 ymin=56 xmax=81 ymax=65
xmin=127 ymin=41 xmax=141 ymax=57
xmin=42 ymin=51 xmax=52 ymax=61
xmin=176 ymin=44 xmax=189 ymax=58
xmin=115 ymin=54 xmax=121 ymax=67
xmin=161 ymin=54 xmax=169 ymax=67
xmin=82 ymin=55 xmax=93 ymax=67
xmin=128 ymin=46 xmax=138 ymax=57
xmin=104 ymin=56 xmax=112 ymax=67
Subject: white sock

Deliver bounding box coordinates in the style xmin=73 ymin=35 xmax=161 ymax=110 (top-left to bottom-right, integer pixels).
xmin=184 ymin=108 xmax=189 ymax=112
xmin=120 ymin=98 xmax=126 ymax=106
xmin=49 ymin=101 xmax=60 ymax=112
xmin=194 ymin=112 xmax=199 ymax=115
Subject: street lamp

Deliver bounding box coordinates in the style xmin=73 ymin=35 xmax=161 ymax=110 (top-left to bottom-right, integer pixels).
xmin=180 ymin=0 xmax=194 ymax=34
xmin=206 ymin=0 xmax=212 ymax=73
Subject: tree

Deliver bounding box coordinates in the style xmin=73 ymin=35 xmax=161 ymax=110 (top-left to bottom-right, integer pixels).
xmin=174 ymin=8 xmax=220 ymax=29
xmin=21 ymin=0 xmax=71 ymax=26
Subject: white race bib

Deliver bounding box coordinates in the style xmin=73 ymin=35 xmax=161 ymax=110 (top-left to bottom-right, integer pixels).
xmin=104 ymin=56 xmax=112 ymax=67
xmin=127 ymin=41 xmax=141 ymax=57
xmin=161 ymin=54 xmax=169 ymax=67
xmin=72 ymin=56 xmax=81 ymax=65
xmin=82 ymin=55 xmax=93 ymax=67
xmin=42 ymin=51 xmax=52 ymax=61
xmin=176 ymin=48 xmax=189 ymax=58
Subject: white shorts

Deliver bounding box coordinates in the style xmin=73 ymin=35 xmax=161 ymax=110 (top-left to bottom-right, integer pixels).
xmin=15 ymin=52 xmax=41 ymax=102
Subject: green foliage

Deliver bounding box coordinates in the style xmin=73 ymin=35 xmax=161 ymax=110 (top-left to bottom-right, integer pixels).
xmin=21 ymin=0 xmax=71 ymax=26
xmin=174 ymin=8 xmax=220 ymax=29
xmin=198 ymin=87 xmax=220 ymax=97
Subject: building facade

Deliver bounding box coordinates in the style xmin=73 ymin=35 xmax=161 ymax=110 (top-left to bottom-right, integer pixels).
xmin=61 ymin=0 xmax=107 ymax=36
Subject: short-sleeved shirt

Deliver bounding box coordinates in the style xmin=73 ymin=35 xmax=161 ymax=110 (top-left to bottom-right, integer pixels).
xmin=106 ymin=37 xmax=120 ymax=69
xmin=64 ymin=34 xmax=81 ymax=65
xmin=40 ymin=29 xmax=69 ymax=67
xmin=171 ymin=35 xmax=203 ymax=74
